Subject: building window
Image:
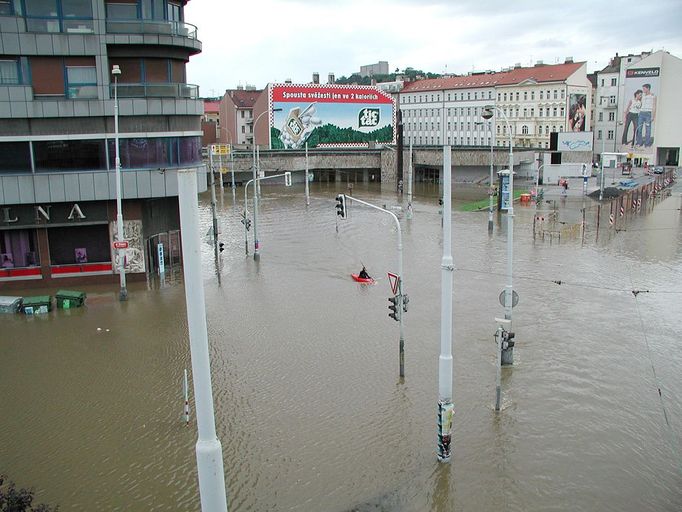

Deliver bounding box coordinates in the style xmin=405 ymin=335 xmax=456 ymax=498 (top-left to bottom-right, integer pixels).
xmin=538 ymin=126 xmax=542 ymax=135
xmin=498 ymin=93 xmax=501 ymax=101
xmin=607 ymin=130 xmax=614 ymax=140
xmin=66 ymin=66 xmax=97 ymax=98
xmin=515 ymin=92 xmax=519 ymax=100
xmin=611 ymin=78 xmax=617 ymax=86
xmin=561 ymin=90 xmax=565 ymax=100
xmin=601 ymin=79 xmax=604 ymax=87
xmin=0 ymin=142 xmax=32 ymax=173
xmin=474 ymin=92 xmax=477 ymax=99
xmin=26 ymin=0 xmax=94 ymax=33
xmin=539 ymin=109 xmax=543 ymax=117
xmin=598 ymin=112 xmax=603 ymax=121
xmin=553 ymin=107 xmax=557 ymax=117
xmin=523 ymin=108 xmax=527 ymax=117
xmin=530 ymin=108 xmax=534 ymax=117
xmin=608 ymin=112 xmax=615 ymax=121
xmin=609 ymin=95 xmax=616 ymax=104
xmin=545 ymin=125 xmax=549 ymax=134
xmin=524 ymin=92 xmax=527 ymax=100
xmin=531 ymin=91 xmax=535 ymax=100
xmin=553 ymin=90 xmax=558 ymax=99
xmin=522 ymin=125 xmax=528 ymax=135
xmin=560 ymin=107 xmax=564 ymax=117
xmin=0 ymin=0 xmax=14 ymax=15
xmin=34 ymin=139 xmax=107 ymax=171
xmin=539 ymin=91 xmax=543 ymax=100
xmin=503 ymin=92 xmax=507 ymax=101
xmin=0 ymin=59 xmax=20 ymax=84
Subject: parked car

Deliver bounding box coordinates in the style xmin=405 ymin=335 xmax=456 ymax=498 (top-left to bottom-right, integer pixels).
xmin=653 ymin=166 xmax=665 ymax=174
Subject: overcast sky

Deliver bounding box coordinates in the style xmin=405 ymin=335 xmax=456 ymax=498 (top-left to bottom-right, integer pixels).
xmin=185 ymin=0 xmax=682 ymax=97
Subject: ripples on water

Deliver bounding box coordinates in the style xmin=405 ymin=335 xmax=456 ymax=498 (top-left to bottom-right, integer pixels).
xmin=1 ymin=182 xmax=681 ymax=511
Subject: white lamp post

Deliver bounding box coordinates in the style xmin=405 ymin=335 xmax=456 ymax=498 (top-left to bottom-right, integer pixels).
xmin=483 ymin=105 xmax=515 ymax=365
xmin=250 ymin=108 xmax=282 ymax=260
xmin=112 ymin=65 xmax=127 ymax=301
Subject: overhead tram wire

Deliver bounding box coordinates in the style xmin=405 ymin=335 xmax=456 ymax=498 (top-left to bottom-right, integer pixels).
xmin=453 ymin=266 xmax=682 ymax=296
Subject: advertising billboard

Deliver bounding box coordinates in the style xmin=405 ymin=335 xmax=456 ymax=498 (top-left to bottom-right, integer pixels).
xmin=557 ymin=131 xmax=593 ymax=152
xmin=568 ymin=93 xmax=587 ymax=132
xmin=269 ymin=84 xmax=395 ymax=149
xmin=621 ymin=67 xmax=659 ymax=156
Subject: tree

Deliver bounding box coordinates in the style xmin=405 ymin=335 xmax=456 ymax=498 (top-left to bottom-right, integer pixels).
xmin=0 ymin=475 xmax=58 ymax=512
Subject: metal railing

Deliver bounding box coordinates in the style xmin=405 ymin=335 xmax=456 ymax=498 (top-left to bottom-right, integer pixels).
xmin=106 ymin=19 xmax=198 ymax=39
xmin=110 ymin=82 xmax=199 ymax=99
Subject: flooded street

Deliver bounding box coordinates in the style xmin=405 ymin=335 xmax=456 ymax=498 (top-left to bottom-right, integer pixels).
xmin=2 ymin=181 xmax=681 ymax=511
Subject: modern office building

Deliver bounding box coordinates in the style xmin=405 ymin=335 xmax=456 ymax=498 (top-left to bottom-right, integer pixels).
xmin=0 ymin=0 xmax=204 ymax=288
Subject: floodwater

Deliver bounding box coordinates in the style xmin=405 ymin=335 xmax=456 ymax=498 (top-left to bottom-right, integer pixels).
xmin=2 ymin=180 xmax=681 ymax=512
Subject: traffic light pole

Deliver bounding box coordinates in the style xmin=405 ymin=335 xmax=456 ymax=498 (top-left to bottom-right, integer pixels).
xmin=244 ymin=172 xmax=292 ymax=257
xmin=340 ymin=194 xmax=406 ymax=378
xmin=208 ymin=152 xmax=219 ymax=265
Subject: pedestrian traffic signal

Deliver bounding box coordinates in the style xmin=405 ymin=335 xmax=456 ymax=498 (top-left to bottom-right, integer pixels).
xmin=335 ymin=194 xmax=346 ymax=218
xmin=219 ymin=242 xmax=225 ymax=253
xmin=388 ymin=295 xmax=400 ymax=321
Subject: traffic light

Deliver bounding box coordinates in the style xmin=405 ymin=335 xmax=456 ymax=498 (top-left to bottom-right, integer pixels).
xmin=218 ymin=242 xmax=225 ymax=253
xmin=402 ymin=293 xmax=409 ymax=312
xmin=388 ymin=295 xmax=400 ymax=321
xmin=335 ymin=194 xmax=346 ymax=218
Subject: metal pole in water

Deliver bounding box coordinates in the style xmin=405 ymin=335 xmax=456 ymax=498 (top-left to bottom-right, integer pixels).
xmin=305 ymin=142 xmax=310 ymax=207
xmin=209 ymin=154 xmax=219 ymax=264
xmin=437 ymin=145 xmax=454 ymax=462
xmin=177 ymin=168 xmax=228 ymax=511
xmin=230 ymin=146 xmax=236 ymax=204
xmin=183 ymin=368 xmax=190 ymax=425
xmin=407 ymin=140 xmax=413 ymax=219
xmin=244 ymin=180 xmax=252 ymax=255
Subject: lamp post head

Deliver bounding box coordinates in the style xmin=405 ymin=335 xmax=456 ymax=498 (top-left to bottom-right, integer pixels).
xmin=482 ymin=106 xmax=494 ymax=120
xmin=111 ymin=65 xmax=121 ymax=76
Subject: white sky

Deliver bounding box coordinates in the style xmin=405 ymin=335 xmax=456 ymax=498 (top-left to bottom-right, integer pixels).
xmin=185 ymin=0 xmax=682 ymax=97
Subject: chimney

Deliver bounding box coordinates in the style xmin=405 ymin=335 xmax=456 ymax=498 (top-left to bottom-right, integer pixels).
xmin=312 ymin=72 xmax=320 ymax=84
xmin=328 ymin=73 xmax=335 ymax=84
xmin=565 ymin=56 xmax=574 ymax=63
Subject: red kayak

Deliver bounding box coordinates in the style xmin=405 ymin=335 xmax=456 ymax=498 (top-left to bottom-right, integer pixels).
xmin=351 ymin=273 xmax=374 ymax=284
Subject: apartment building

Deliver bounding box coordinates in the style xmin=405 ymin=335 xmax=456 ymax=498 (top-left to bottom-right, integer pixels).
xmin=398 ymin=60 xmax=591 ymax=150
xmin=0 ymin=0 xmax=204 ymax=287
xmin=218 ymin=86 xmax=263 ymax=147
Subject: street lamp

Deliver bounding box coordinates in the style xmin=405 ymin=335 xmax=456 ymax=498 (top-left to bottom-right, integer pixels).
xmin=482 ymin=105 xmax=515 ymax=366
xmin=475 ymin=120 xmax=495 ymax=233
xmin=250 ymin=108 xmax=282 ymax=260
xmin=112 ymin=65 xmax=127 ymax=301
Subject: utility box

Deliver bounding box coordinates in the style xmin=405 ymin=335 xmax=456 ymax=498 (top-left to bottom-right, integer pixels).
xmin=0 ymin=296 xmax=23 ymax=314
xmin=56 ymin=290 xmax=87 ymax=309
xmin=22 ymin=296 xmax=52 ymax=314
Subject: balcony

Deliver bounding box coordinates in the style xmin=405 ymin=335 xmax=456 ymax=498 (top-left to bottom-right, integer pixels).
xmin=110 ymin=82 xmax=199 ymax=99
xmin=106 ymin=19 xmax=198 ymax=39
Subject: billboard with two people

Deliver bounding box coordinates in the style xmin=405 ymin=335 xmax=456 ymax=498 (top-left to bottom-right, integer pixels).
xmin=269 ymin=84 xmax=395 ymax=149
xmin=621 ymin=67 xmax=659 ymax=155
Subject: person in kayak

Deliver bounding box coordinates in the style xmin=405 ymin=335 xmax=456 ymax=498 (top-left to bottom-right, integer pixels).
xmin=358 ymin=266 xmax=371 ymax=279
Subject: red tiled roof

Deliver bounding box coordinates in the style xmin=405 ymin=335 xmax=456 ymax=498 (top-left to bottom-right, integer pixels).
xmin=225 ymin=89 xmax=263 ymax=108
xmin=401 ymin=62 xmax=584 ymax=92
xmin=203 ymin=100 xmax=220 ymax=113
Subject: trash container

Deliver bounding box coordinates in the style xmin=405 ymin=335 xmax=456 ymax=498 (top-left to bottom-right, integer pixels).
xmin=0 ymin=296 xmax=23 ymax=314
xmin=22 ymin=295 xmax=52 ymax=314
xmin=55 ymin=290 xmax=87 ymax=309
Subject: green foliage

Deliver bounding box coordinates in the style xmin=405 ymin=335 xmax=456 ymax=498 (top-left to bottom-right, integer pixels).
xmin=334 ymin=67 xmax=442 ymax=85
xmin=0 ymin=475 xmax=58 ymax=511
xmin=270 ymin=124 xmax=393 ymax=149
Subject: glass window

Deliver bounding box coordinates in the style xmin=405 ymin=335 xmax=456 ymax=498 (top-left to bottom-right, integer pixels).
xmin=62 ymin=0 xmax=92 ymax=17
xmin=66 ymin=65 xmax=97 ymax=98
xmin=611 ymin=78 xmax=617 ymax=86
xmin=0 ymin=142 xmax=32 ymax=173
xmin=167 ymin=1 xmax=181 ymax=22
xmin=152 ymin=0 xmax=164 ymax=19
xmin=106 ymin=2 xmax=138 ymax=19
xmin=0 ymin=0 xmax=13 ymax=15
xmin=0 ymin=59 xmax=19 ymax=84
xmin=35 ymin=140 xmax=107 ymax=171
xmin=25 ymin=0 xmax=58 ymax=17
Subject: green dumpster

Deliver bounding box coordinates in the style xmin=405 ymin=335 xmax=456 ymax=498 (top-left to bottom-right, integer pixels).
xmin=56 ymin=290 xmax=87 ymax=309
xmin=22 ymin=295 xmax=52 ymax=314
